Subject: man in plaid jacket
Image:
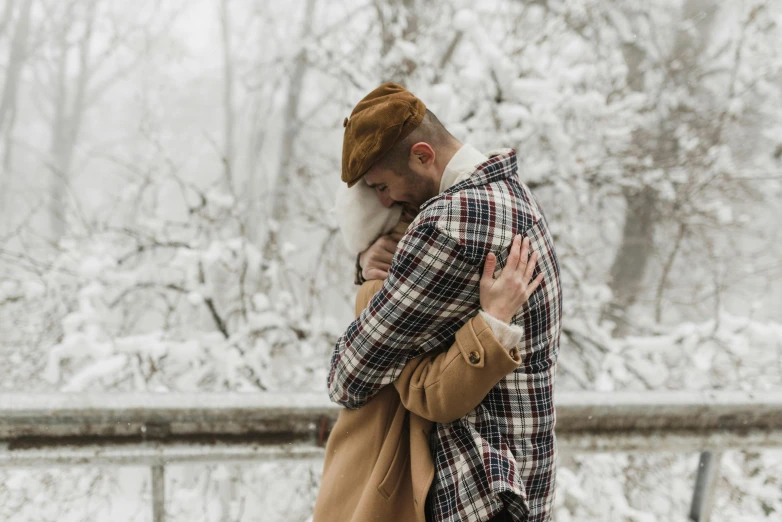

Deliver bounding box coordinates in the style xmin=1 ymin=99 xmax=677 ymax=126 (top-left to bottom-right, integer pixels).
xmin=328 ymin=83 xmax=562 ymax=522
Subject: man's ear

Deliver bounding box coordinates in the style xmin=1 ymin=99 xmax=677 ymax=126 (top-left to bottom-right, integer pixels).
xmin=409 ymin=142 xmax=435 ymax=167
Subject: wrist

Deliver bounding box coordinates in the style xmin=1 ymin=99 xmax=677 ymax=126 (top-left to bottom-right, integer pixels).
xmin=478 ymin=310 xmax=523 ymax=350
xmin=482 ymin=307 xmax=512 ymax=324
xmin=354 ymin=252 xmax=366 ymax=285
xmin=358 ymin=249 xmax=366 ymax=270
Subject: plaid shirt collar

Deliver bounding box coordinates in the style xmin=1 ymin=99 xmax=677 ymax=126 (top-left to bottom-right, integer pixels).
xmin=420 ymin=148 xmax=518 ymax=212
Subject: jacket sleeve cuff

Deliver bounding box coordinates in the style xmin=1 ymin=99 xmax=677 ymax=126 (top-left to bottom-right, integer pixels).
xmin=478 ymin=310 xmax=523 ymax=349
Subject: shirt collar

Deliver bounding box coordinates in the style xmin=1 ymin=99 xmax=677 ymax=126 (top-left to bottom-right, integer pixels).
xmin=438 ymin=144 xmax=489 ymax=194
xmin=419 ymin=148 xmax=518 ymax=212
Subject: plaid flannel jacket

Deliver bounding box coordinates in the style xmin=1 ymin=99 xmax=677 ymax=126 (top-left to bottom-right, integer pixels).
xmin=327 ymin=149 xmax=562 ymax=522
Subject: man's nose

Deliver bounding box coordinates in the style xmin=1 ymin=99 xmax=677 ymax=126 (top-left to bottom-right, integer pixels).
xmin=378 ymin=191 xmax=395 ymax=208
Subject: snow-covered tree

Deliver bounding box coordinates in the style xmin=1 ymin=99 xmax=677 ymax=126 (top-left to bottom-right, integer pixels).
xmin=0 ymin=0 xmax=780 ymax=520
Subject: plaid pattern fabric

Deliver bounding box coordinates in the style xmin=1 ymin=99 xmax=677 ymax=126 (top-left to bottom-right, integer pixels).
xmin=327 ymin=149 xmax=562 ymax=522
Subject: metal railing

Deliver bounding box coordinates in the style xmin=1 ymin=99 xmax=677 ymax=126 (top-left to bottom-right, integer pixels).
xmin=1 ymin=391 xmax=781 ymax=521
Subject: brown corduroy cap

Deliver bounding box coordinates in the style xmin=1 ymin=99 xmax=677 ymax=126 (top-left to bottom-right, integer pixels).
xmin=341 ymin=83 xmax=427 ymax=187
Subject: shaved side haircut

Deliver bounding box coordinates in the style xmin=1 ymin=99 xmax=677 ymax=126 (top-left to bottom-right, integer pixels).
xmin=376 ymin=109 xmax=456 ymax=177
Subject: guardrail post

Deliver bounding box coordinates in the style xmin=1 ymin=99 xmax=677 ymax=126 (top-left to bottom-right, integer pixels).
xmin=689 ymin=451 xmax=722 ymax=522
xmin=152 ymin=464 xmax=166 ymax=522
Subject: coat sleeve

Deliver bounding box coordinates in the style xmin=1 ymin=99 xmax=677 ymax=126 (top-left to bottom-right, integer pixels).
xmin=327 ymin=223 xmax=491 ymax=409
xmin=392 ymin=314 xmax=521 ymax=422
xmin=350 ymin=279 xmax=521 ymax=422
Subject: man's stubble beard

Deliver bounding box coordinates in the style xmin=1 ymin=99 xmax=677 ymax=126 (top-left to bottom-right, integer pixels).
xmin=403 ymin=170 xmax=439 ymax=214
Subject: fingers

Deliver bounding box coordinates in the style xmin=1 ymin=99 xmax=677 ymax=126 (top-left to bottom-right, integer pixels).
xmin=374 ymin=262 xmax=391 ymax=272
xmin=523 ymin=250 xmax=538 ymax=282
xmin=481 ymin=252 xmax=497 ymax=284
xmin=373 ymin=249 xmax=394 ymax=265
xmin=366 ymin=251 xmax=392 ymax=268
xmin=362 ymin=232 xmax=404 ymax=282
xmin=507 ymin=235 xmax=522 ymax=271
xmin=363 ymin=246 xmax=392 ymax=275
xmin=519 ymin=237 xmax=530 ymax=270
xmin=365 ymin=268 xmax=389 ymax=280
xmin=380 ymin=236 xmax=400 ymax=254
xmin=525 ymin=273 xmax=545 ymax=298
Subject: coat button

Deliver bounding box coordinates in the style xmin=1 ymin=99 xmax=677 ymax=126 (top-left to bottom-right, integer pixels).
xmin=510 ymin=347 xmax=520 ymax=361
xmin=468 ymin=351 xmax=481 ymax=364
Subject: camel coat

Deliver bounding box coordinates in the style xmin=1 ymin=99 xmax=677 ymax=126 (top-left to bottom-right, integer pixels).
xmin=313 ymin=266 xmax=522 ymax=521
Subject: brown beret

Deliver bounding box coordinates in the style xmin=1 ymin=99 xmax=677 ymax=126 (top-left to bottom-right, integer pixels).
xmin=341 ymin=83 xmax=426 ymax=187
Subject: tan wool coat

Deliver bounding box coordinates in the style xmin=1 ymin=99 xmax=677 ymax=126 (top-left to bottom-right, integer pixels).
xmin=313 ymin=223 xmax=522 ymax=522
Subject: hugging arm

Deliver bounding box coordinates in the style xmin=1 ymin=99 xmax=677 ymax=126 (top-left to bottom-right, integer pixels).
xmin=327 ymin=224 xmax=478 ymax=409
xmin=328 ymin=221 xmax=540 ymax=410
xmin=353 ymin=279 xmax=522 ymax=423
